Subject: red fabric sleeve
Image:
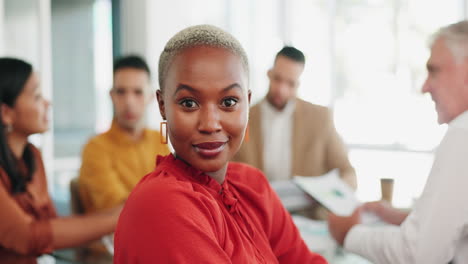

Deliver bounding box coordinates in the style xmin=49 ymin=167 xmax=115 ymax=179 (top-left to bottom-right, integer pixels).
xmin=114 ymin=176 xmax=232 ymax=263
xmin=0 ymin=173 xmax=54 ymax=255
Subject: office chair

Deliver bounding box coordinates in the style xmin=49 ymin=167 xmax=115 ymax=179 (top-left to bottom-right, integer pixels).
xmin=69 ymin=177 xmax=85 ymax=215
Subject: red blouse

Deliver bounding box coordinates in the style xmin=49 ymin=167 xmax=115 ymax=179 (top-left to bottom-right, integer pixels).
xmin=115 ymin=154 xmax=327 ymax=263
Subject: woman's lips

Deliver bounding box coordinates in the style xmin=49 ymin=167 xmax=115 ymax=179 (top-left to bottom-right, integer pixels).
xmin=193 ymin=141 xmax=226 ymax=158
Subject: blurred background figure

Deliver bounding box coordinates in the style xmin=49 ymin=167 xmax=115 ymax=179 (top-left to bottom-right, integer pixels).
xmin=78 ymin=55 xmax=169 ymax=214
xmin=328 ymin=20 xmax=468 ymax=264
xmin=233 ymin=46 xmax=356 ymax=219
xmin=234 ymin=46 xmax=356 ymax=185
xmin=0 ymin=57 xmax=121 ymax=264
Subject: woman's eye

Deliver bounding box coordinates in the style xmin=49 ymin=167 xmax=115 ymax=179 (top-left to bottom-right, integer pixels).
xmin=180 ymin=99 xmax=198 ymax=108
xmin=221 ymin=98 xmax=238 ymax=108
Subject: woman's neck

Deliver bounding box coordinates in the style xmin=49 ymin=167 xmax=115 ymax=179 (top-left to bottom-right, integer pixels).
xmin=173 ymin=153 xmax=228 ymax=184
xmin=7 ymin=131 xmax=28 ymax=159
xmin=206 ymin=166 xmax=227 ymax=184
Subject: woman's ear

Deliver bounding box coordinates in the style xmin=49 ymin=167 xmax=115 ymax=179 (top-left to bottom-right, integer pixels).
xmin=1 ymin=103 xmax=14 ymax=126
xmin=156 ymin=90 xmax=166 ymax=120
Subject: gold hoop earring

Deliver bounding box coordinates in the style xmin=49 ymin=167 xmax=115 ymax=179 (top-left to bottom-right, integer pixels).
xmin=160 ymin=121 xmax=168 ymax=144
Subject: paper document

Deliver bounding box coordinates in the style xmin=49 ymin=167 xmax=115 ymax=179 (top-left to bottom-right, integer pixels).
xmin=293 ymin=169 xmax=359 ymax=216
xmin=102 ymin=234 xmax=114 ymax=255
xmin=269 ymin=180 xmax=312 ymax=211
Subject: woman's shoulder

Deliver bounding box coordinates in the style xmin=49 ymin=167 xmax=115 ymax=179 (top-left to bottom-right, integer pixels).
xmin=133 ymin=170 xmax=191 ymax=194
xmin=128 ymin=170 xmax=212 ymax=210
xmin=120 ymin=170 xmax=222 ymax=233
xmin=228 ymin=161 xmax=263 ymax=175
xmin=27 ymin=143 xmax=41 ymax=156
xmin=227 ymin=162 xmax=269 ymax=188
xmin=24 ymin=143 xmax=45 ymax=166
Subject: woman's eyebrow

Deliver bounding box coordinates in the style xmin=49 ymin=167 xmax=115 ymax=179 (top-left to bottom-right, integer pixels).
xmin=174 ymin=84 xmax=198 ymax=95
xmin=222 ymin=83 xmax=242 ymax=92
xmin=174 ymin=83 xmax=242 ymax=95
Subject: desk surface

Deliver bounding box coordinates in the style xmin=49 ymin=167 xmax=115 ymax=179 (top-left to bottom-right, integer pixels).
xmin=52 ymin=247 xmax=112 ymax=264
xmin=292 ymin=215 xmax=373 ymax=264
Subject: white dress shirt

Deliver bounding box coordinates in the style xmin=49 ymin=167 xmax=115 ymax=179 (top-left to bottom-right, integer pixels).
xmin=344 ymin=110 xmax=468 ymax=264
xmin=261 ymin=99 xmax=295 ymax=181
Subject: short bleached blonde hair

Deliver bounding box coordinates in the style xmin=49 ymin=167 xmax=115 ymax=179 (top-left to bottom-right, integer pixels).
xmin=158 ymin=24 xmax=249 ymax=90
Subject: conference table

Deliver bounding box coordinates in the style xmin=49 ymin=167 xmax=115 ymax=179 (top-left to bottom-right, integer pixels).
xmin=51 ymin=247 xmax=113 ymax=264
xmin=292 ymin=215 xmax=373 ymax=264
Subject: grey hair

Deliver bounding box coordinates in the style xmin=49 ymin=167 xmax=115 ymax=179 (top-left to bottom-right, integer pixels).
xmin=430 ymin=20 xmax=468 ymax=63
xmin=158 ymin=24 xmax=249 ymax=90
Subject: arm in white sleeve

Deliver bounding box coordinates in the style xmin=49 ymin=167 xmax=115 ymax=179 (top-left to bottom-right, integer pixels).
xmin=344 ymin=127 xmax=468 ymax=264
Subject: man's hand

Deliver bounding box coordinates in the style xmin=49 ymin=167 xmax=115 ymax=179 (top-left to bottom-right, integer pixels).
xmin=363 ymin=201 xmax=409 ymax=226
xmin=327 ymin=208 xmax=362 ymax=246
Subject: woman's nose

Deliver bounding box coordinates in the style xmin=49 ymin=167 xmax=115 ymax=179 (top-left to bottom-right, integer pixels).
xmin=198 ymin=105 xmax=222 ymax=134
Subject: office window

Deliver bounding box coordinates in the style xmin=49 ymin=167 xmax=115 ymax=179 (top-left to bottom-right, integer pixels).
xmin=287 ymin=0 xmax=465 ymax=207
xmin=334 ymin=0 xmax=464 ymax=206
xmin=52 ymin=0 xmax=113 ymax=158
xmin=333 ymin=0 xmax=462 ymax=150
xmin=50 ymin=0 xmax=113 ymax=213
xmin=289 ymin=0 xmax=332 ymax=106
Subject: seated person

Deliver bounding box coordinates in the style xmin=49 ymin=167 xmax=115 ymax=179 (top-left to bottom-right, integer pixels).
xmin=0 ymin=58 xmax=121 ymax=264
xmin=233 ymin=46 xmax=356 ymax=218
xmin=327 ymin=20 xmax=468 ymax=264
xmin=78 ymin=55 xmax=169 ymax=213
xmin=114 ymin=25 xmax=328 ymax=263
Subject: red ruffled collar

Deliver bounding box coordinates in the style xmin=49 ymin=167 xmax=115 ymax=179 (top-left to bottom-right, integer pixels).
xmin=155 ymin=154 xmax=239 ymax=214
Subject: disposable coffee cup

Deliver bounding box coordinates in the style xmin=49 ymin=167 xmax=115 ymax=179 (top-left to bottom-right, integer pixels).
xmin=380 ymin=178 xmax=394 ymax=204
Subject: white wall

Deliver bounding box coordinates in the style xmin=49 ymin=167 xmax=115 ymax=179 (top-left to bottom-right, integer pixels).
xmin=1 ymin=0 xmax=54 ymax=192
xmin=3 ymin=0 xmax=40 ymax=65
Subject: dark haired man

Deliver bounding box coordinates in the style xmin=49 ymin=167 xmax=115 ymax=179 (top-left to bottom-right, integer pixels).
xmin=234 ymin=47 xmax=356 ymax=218
xmin=79 ymin=55 xmax=169 ymax=213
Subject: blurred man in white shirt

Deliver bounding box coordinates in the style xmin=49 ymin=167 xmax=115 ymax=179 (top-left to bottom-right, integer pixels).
xmin=328 ymin=20 xmax=468 ymax=264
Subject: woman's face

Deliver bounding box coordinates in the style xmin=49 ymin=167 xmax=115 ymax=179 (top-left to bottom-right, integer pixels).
xmin=158 ymin=46 xmax=250 ymax=174
xmin=10 ymin=72 xmax=50 ymax=136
